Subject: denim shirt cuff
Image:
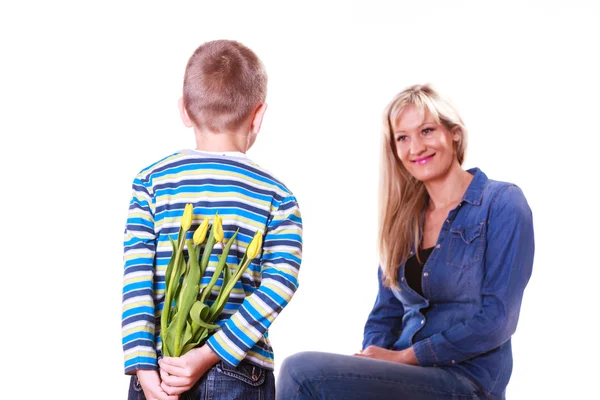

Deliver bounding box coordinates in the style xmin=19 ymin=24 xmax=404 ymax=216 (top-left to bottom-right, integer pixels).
xmin=413 ymin=339 xmax=439 ymax=366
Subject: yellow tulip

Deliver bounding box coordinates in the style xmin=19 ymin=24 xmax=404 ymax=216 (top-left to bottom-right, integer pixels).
xmin=181 ymin=203 xmax=194 ymax=232
xmin=246 ymin=230 xmax=263 ymax=259
xmin=193 ymin=219 xmax=209 ymax=245
xmin=214 ymin=213 xmax=224 ymax=242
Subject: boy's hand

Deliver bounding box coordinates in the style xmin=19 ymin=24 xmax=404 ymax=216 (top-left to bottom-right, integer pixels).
xmin=158 ymin=344 xmax=221 ymax=396
xmin=136 ymin=369 xmax=179 ymax=400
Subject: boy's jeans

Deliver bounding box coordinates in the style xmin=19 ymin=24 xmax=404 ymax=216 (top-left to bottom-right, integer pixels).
xmin=129 ymin=360 xmax=275 ymax=400
xmin=276 ymin=352 xmax=489 ymax=400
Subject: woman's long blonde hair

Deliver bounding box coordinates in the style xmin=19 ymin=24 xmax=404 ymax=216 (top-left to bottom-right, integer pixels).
xmin=378 ymin=84 xmax=468 ymax=287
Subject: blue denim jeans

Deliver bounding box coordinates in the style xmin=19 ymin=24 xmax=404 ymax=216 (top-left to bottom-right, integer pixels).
xmin=129 ymin=361 xmax=275 ymax=400
xmin=276 ymin=352 xmax=488 ymax=400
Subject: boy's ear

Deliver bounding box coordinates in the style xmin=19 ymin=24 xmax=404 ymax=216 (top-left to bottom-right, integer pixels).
xmin=250 ymin=103 xmax=268 ymax=134
xmin=178 ymin=98 xmax=194 ymax=128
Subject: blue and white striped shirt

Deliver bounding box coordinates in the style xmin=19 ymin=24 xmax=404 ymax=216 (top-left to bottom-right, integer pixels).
xmin=122 ymin=149 xmax=302 ymax=374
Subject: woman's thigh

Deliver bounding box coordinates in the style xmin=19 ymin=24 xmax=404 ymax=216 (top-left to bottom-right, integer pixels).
xmin=276 ymin=351 xmax=485 ymax=400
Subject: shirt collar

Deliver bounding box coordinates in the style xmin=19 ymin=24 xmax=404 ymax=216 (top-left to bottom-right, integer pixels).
xmin=461 ymin=168 xmax=488 ymax=206
xmin=189 ymin=149 xmax=248 ymax=158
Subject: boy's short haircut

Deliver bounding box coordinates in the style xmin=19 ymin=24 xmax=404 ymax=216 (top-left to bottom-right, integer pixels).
xmin=183 ymin=40 xmax=267 ymax=132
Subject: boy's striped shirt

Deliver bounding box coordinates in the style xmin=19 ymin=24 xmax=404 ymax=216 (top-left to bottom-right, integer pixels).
xmin=122 ymin=150 xmax=302 ymax=373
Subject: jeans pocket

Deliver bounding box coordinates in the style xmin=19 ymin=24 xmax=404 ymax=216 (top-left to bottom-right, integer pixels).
xmin=133 ymin=375 xmax=143 ymax=392
xmin=127 ymin=375 xmax=146 ymax=400
xmin=216 ymin=361 xmax=266 ymax=386
xmin=446 ymin=223 xmax=484 ymax=268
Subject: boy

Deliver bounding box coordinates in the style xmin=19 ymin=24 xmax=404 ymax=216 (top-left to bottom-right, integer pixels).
xmin=122 ymin=40 xmax=302 ymax=400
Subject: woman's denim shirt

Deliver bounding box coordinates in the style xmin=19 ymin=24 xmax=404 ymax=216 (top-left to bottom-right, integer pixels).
xmin=363 ymin=168 xmax=534 ymax=400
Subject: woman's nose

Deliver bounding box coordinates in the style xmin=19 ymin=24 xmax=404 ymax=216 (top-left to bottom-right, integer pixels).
xmin=410 ymin=136 xmax=426 ymax=155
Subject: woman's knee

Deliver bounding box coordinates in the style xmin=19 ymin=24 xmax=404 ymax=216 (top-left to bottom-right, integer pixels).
xmin=279 ymin=351 xmax=319 ymax=379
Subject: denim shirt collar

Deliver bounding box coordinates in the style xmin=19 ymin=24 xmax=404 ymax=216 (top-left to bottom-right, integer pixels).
xmin=412 ymin=168 xmax=488 ymax=255
xmin=462 ymin=168 xmax=488 ymax=206
xmin=418 ymin=167 xmax=488 ymax=232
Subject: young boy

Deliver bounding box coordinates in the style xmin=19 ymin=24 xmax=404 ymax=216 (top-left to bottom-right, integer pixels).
xmin=122 ymin=40 xmax=302 ymax=400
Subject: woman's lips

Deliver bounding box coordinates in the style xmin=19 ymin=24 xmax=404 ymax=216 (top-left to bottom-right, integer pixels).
xmin=411 ymin=154 xmax=435 ymax=165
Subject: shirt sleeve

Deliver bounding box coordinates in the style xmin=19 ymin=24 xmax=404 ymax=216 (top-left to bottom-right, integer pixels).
xmin=362 ymin=267 xmax=405 ymax=349
xmin=413 ymin=184 xmax=535 ymax=366
xmin=122 ymin=174 xmax=158 ymax=374
xmin=206 ymin=194 xmax=303 ymax=367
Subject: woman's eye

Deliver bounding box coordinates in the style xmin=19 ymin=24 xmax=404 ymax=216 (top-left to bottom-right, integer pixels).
xmin=396 ymin=135 xmax=407 ymax=142
xmin=422 ymin=128 xmax=434 ymax=135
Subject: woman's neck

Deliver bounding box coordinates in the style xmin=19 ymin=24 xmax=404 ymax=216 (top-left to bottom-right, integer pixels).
xmin=424 ymin=164 xmax=473 ymax=211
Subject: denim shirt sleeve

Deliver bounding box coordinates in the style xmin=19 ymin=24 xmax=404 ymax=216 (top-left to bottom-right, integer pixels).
xmin=413 ymin=185 xmax=534 ymax=366
xmin=363 ymin=267 xmax=405 ymax=349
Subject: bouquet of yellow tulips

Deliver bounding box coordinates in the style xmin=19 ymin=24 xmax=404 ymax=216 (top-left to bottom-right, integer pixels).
xmin=160 ymin=203 xmax=262 ymax=357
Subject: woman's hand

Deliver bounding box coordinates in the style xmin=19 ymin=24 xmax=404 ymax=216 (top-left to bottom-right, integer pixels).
xmin=158 ymin=344 xmax=221 ymax=395
xmin=354 ymin=345 xmax=419 ymax=365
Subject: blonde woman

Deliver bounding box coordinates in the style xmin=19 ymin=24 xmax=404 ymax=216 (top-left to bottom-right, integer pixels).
xmin=276 ymin=84 xmax=534 ymax=400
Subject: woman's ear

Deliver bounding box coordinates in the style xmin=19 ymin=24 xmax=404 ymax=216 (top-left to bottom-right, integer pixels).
xmin=452 ymin=127 xmax=462 ymax=142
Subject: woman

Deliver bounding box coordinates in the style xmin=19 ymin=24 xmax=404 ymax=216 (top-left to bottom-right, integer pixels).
xmin=276 ymin=84 xmax=534 ymax=400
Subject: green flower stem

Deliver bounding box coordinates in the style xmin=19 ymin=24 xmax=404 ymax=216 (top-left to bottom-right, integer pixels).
xmin=210 ymin=253 xmax=251 ymax=320
xmin=200 ymin=229 xmax=239 ymax=303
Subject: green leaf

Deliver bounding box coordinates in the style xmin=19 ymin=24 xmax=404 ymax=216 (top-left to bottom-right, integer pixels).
xmin=181 ymin=321 xmax=194 ymax=350
xmin=210 ymin=255 xmax=252 ymax=320
xmin=189 ymin=301 xmax=211 ymax=326
xmin=200 ymin=229 xmax=239 ymax=303
xmin=164 ymin=319 xmax=180 ymax=357
xmin=164 ymin=236 xmax=178 ymax=289
xmin=181 ymin=329 xmax=210 ymax=355
xmin=209 ymin=265 xmax=230 ymax=322
xmin=171 ymin=240 xmax=202 ymax=356
xmin=160 ymin=227 xmax=185 ymax=352
xmin=200 ymin=224 xmax=217 ymax=275
xmin=223 ymin=261 xmax=231 ymax=287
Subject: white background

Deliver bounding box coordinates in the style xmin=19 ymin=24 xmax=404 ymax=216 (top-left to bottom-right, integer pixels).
xmin=1 ymin=1 xmax=598 ymax=399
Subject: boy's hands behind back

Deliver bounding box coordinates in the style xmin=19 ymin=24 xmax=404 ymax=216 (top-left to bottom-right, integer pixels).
xmin=159 ymin=344 xmax=221 ymax=396
xmin=136 ymin=369 xmax=179 ymax=400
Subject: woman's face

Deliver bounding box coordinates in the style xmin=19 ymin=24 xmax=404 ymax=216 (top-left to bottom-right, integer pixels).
xmin=392 ymin=105 xmax=460 ymax=183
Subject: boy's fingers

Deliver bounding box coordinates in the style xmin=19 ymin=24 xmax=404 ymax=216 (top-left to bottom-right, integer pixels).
xmin=159 ymin=362 xmax=184 ymax=377
xmin=157 ymin=393 xmax=180 ymax=400
xmin=147 ymin=383 xmax=180 ymax=400
xmin=158 ymin=358 xmax=186 ymax=375
xmin=159 ymin=356 xmax=182 ymax=366
xmin=160 ymin=381 xmax=187 ymax=396
xmin=160 ymin=368 xmax=188 ymax=387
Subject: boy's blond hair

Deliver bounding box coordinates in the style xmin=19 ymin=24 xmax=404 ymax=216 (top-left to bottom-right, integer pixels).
xmin=183 ymin=40 xmax=267 ymax=132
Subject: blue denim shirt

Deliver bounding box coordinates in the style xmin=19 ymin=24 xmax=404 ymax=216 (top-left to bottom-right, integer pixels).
xmin=363 ymin=168 xmax=534 ymax=400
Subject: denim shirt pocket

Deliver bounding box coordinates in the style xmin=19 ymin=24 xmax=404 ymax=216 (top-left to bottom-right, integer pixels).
xmin=446 ymin=222 xmax=485 ymax=268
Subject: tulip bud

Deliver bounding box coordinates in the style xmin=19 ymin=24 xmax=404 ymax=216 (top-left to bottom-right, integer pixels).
xmin=193 ymin=219 xmax=209 ymax=245
xmin=246 ymin=230 xmax=263 ymax=260
xmin=181 ymin=203 xmax=194 ymax=232
xmin=214 ymin=213 xmax=224 ymax=242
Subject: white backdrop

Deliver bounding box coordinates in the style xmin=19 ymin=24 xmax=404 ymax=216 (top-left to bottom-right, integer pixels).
xmin=1 ymin=1 xmax=598 ymax=399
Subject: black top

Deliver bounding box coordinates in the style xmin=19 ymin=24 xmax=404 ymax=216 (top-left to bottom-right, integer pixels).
xmin=405 ymin=247 xmax=434 ymax=297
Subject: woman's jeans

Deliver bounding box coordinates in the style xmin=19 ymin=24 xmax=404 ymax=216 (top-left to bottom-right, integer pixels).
xmin=276 ymin=352 xmax=487 ymax=400
xmin=129 ymin=360 xmax=275 ymax=400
